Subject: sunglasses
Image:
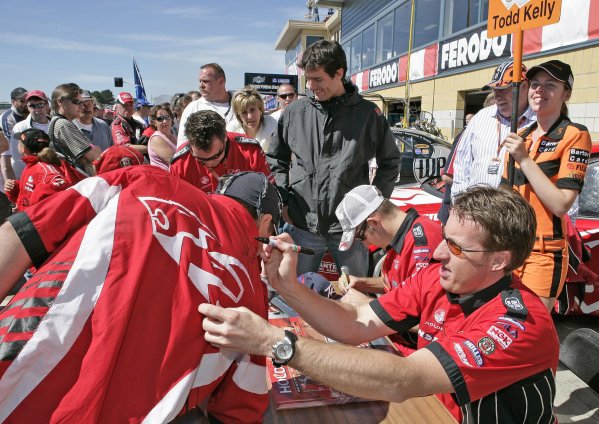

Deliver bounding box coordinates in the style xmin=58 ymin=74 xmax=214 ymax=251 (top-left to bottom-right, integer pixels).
xmin=192 ymin=140 xmax=227 ymax=163
xmin=69 ymin=98 xmax=83 ymax=105
xmin=155 ymin=115 xmax=172 ymax=123
xmin=442 ymin=227 xmax=490 ymax=257
xmin=278 ymin=93 xmax=296 ymax=100
xmin=354 ymin=221 xmax=368 ymax=241
xmin=28 ymin=102 xmax=46 ymax=109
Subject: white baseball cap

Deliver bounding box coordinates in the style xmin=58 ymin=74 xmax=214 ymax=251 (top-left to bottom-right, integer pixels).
xmin=335 ymin=185 xmax=384 ymax=251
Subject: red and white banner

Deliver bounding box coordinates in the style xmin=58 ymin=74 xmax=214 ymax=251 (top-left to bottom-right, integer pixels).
xmin=523 ymin=0 xmax=599 ymax=55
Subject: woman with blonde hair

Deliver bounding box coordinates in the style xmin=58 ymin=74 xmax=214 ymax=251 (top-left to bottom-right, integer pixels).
xmin=227 ymin=87 xmax=277 ymax=151
xmin=502 ymin=60 xmax=592 ymax=311
xmin=4 ymin=128 xmax=83 ymax=211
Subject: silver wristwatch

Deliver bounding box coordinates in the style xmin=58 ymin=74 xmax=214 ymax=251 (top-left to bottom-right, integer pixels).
xmin=271 ymin=330 xmax=298 ymax=367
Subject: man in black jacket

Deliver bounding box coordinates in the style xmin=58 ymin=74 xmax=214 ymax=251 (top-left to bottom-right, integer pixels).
xmin=267 ymin=40 xmax=400 ymax=277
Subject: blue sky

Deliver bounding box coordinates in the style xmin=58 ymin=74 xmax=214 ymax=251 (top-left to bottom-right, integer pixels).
xmin=0 ymin=1 xmax=307 ymax=102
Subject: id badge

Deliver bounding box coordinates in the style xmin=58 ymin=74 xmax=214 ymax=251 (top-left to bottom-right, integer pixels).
xmin=487 ymin=158 xmax=500 ymax=175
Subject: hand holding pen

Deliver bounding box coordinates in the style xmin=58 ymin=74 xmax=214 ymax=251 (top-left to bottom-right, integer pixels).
xmin=255 ymin=237 xmax=315 ymax=255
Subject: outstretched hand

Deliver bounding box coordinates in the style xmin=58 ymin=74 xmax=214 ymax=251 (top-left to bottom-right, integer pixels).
xmin=199 ymin=303 xmax=283 ymax=357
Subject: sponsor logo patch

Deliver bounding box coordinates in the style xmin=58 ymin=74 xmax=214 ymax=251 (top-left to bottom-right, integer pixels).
xmin=569 ymin=148 xmax=590 ymax=164
xmin=463 ymin=340 xmax=484 ymax=367
xmin=434 ymin=309 xmax=446 ymax=324
xmin=537 ymin=140 xmax=558 ymax=153
xmin=504 ymin=297 xmax=524 ymax=311
xmin=412 ymin=225 xmax=424 ymax=238
xmin=477 ymin=337 xmax=496 ymax=355
xmin=453 ymin=343 xmax=472 ymax=367
xmin=424 ymin=321 xmax=443 ymax=330
xmin=498 ymin=316 xmax=525 ymax=331
xmin=413 ymin=248 xmax=430 ymax=254
xmin=487 ymin=325 xmax=513 ymax=349
xmin=418 ymin=329 xmax=435 ymax=342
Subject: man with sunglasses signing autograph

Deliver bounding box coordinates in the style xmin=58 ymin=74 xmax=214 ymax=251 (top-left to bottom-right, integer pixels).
xmin=170 ymin=110 xmax=273 ymax=193
xmin=201 ymin=185 xmax=560 ymax=424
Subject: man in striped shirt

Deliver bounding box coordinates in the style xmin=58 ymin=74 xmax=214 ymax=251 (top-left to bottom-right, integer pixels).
xmin=451 ymin=61 xmax=536 ymax=199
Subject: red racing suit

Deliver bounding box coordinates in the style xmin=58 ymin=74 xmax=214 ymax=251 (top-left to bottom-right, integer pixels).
xmin=371 ymin=264 xmax=559 ymax=424
xmin=382 ymin=208 xmax=443 ymax=292
xmin=380 ymin=209 xmax=442 ymax=355
xmin=5 ymin=155 xmax=84 ymax=211
xmin=170 ymin=132 xmax=273 ymax=193
xmin=111 ymin=115 xmax=145 ymax=146
xmin=0 ymin=166 xmax=269 ymax=423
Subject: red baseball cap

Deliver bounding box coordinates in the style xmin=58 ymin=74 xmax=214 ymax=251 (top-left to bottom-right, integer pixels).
xmin=25 ymin=90 xmax=48 ymax=102
xmin=117 ymin=92 xmax=134 ymax=104
xmin=93 ymin=145 xmax=144 ymax=174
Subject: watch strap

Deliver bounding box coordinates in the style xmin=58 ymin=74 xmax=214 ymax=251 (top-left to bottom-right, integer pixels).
xmin=272 ymin=330 xmax=298 ymax=368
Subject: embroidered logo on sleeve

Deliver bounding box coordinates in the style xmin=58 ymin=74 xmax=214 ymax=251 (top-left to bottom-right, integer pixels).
xmin=487 ymin=325 xmax=513 ymax=349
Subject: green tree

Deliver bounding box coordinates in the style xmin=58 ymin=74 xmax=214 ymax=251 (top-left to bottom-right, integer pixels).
xmin=91 ymin=90 xmax=115 ymax=105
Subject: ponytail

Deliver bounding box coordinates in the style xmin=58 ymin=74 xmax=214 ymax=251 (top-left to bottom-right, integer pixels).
xmin=36 ymin=147 xmax=61 ymax=166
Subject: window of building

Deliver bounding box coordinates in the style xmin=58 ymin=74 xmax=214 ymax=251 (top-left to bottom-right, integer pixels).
xmin=376 ymin=13 xmax=394 ymax=63
xmin=413 ymin=0 xmax=441 ymax=48
xmin=443 ymin=0 xmax=490 ymax=36
xmin=362 ymin=25 xmax=375 ymax=69
xmin=393 ymin=2 xmax=411 ymax=57
xmin=286 ymin=37 xmax=302 ymax=68
xmin=306 ymin=35 xmax=324 ymax=48
xmin=350 ymin=32 xmax=362 ymax=74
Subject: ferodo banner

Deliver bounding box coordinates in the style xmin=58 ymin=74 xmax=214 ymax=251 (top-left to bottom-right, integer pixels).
xmin=438 ymin=26 xmax=511 ymax=74
xmin=488 ymin=0 xmax=562 ymax=37
xmin=368 ymin=58 xmax=400 ymax=90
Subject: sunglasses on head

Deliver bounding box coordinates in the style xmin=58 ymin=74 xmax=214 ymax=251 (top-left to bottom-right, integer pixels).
xmin=155 ymin=115 xmax=172 ymax=123
xmin=442 ymin=226 xmax=490 ymax=256
xmin=28 ymin=102 xmax=46 ymax=109
xmin=278 ymin=93 xmax=296 ymax=100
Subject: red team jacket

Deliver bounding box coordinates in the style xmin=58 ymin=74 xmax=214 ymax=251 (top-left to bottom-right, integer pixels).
xmin=382 ymin=208 xmax=443 ymax=292
xmin=371 ymin=264 xmax=559 ymax=424
xmin=170 ymin=132 xmax=273 ymax=193
xmin=5 ymin=155 xmax=85 ymax=211
xmin=0 ymin=166 xmax=269 ymax=423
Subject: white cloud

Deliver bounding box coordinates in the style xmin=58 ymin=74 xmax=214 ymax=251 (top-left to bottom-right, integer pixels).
xmin=0 ymin=32 xmax=130 ymax=55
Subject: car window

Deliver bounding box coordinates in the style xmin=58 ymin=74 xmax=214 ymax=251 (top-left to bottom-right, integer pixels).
xmin=578 ymin=160 xmax=599 ymax=219
xmin=395 ymin=135 xmax=412 ymax=153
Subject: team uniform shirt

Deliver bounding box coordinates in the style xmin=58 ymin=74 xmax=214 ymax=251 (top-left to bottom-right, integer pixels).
xmin=170 ymin=132 xmax=274 ymax=193
xmin=382 ymin=209 xmax=443 ymax=292
xmin=176 ymin=96 xmax=235 ymax=147
xmin=504 ymin=116 xmax=591 ymax=251
xmin=371 ymin=264 xmax=559 ymax=424
xmin=502 ymin=116 xmax=591 ymax=298
xmin=4 ymin=156 xmax=82 ymax=211
xmin=111 ymin=115 xmax=145 ymax=146
xmin=0 ymin=166 xmax=269 ymax=423
xmin=381 ymin=209 xmax=442 ymax=355
xmin=452 ymin=105 xmax=536 ymax=199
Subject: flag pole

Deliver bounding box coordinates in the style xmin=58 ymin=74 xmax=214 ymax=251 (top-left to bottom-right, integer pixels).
xmin=507 ymin=28 xmax=523 ymax=187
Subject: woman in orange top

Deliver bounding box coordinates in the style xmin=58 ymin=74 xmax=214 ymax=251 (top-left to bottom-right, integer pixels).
xmin=502 ymin=60 xmax=592 ymax=311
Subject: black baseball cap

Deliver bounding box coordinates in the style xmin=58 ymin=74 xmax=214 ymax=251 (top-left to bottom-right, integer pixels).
xmin=526 ymin=60 xmax=574 ymax=90
xmin=216 ymin=171 xmax=282 ymax=224
xmin=11 ymin=87 xmax=28 ymax=100
xmin=14 ymin=128 xmax=50 ymax=153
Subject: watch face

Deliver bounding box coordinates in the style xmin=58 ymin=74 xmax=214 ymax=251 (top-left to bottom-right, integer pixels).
xmin=275 ymin=343 xmax=293 ymax=361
